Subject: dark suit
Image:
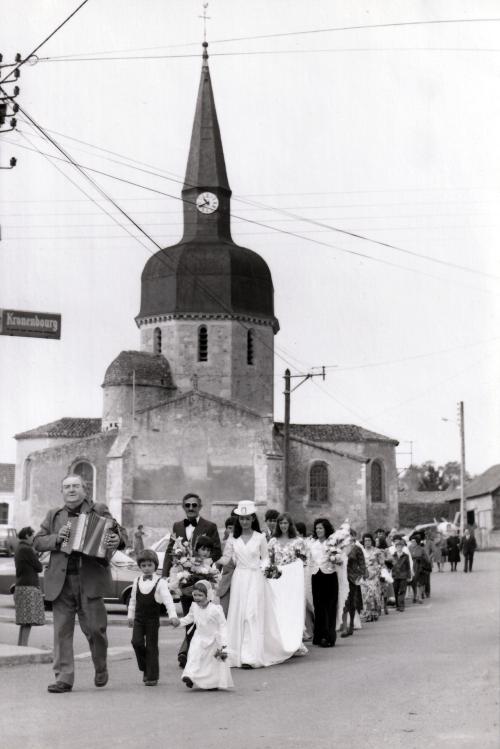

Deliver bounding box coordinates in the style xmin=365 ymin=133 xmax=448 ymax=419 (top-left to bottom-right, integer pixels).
xmin=34 ymin=499 xmax=126 ymax=687
xmin=162 ymin=516 xmax=221 ymax=661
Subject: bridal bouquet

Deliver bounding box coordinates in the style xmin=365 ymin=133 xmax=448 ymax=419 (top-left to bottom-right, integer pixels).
xmin=325 ymin=528 xmax=350 ymax=566
xmin=214 ymin=646 xmax=228 ymax=661
xmin=261 ymin=548 xmax=282 ymax=579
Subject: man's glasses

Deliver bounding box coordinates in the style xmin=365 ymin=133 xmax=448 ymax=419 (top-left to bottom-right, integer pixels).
xmin=184 ymin=503 xmax=199 ymax=509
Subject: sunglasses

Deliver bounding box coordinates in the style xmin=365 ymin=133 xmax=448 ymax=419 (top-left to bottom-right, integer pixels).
xmin=184 ymin=503 xmax=199 ymax=509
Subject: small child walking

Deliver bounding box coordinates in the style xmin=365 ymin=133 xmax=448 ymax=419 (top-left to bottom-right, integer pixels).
xmin=391 ymin=539 xmax=412 ymax=612
xmin=173 ymin=580 xmax=233 ymax=690
xmin=128 ymin=549 xmax=179 ymax=686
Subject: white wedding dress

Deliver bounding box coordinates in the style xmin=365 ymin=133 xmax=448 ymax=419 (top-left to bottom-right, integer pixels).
xmin=222 ymin=532 xmax=307 ymax=668
xmin=265 ymin=538 xmax=308 ymax=658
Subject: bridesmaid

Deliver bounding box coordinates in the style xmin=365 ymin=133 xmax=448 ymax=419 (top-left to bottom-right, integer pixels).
xmin=309 ymin=518 xmax=340 ymax=647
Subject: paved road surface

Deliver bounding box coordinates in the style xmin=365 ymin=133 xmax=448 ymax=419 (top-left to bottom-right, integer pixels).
xmin=0 ymin=552 xmax=498 ymax=749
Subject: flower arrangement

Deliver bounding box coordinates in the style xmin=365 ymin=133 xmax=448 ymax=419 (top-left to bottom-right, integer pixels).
xmin=214 ymin=646 xmax=228 ymax=661
xmin=324 ymin=525 xmax=351 ymax=566
xmin=261 ymin=547 xmax=282 ymax=579
xmin=168 ymin=535 xmax=219 ymax=595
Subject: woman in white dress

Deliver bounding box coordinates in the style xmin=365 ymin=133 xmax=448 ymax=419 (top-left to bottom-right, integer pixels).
xmin=217 ymin=500 xmax=269 ymax=668
xmin=266 ymin=513 xmax=308 ymax=657
xmin=219 ymin=501 xmax=304 ymax=669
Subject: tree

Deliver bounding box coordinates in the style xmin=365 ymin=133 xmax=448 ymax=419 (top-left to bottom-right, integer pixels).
xmin=399 ymin=460 xmax=473 ymax=493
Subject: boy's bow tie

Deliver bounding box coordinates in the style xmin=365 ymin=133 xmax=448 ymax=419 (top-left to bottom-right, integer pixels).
xmin=143 ymin=574 xmax=153 ymax=581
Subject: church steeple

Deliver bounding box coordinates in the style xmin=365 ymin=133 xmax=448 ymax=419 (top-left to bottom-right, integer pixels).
xmin=182 ymin=43 xmax=232 ymax=242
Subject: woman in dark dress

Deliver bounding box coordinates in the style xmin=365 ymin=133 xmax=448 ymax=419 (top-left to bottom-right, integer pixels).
xmin=14 ymin=526 xmax=45 ymax=646
xmin=447 ymin=531 xmax=461 ymax=572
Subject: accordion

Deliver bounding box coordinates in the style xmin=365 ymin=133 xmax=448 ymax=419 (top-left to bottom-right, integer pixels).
xmin=61 ymin=512 xmax=116 ymax=559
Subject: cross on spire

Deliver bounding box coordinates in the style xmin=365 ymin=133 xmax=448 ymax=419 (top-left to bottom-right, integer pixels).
xmin=199 ymin=2 xmax=210 ymax=44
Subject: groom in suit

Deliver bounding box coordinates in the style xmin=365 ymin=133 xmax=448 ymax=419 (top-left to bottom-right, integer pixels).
xmin=162 ymin=493 xmax=221 ymax=667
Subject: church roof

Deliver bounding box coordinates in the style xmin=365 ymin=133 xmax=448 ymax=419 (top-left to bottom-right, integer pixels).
xmin=0 ymin=463 xmax=15 ymax=492
xmin=15 ymin=418 xmax=102 ymax=440
xmin=274 ymin=423 xmax=399 ymax=446
xmin=102 ymin=350 xmax=175 ymax=388
xmin=137 ymin=45 xmax=278 ymax=330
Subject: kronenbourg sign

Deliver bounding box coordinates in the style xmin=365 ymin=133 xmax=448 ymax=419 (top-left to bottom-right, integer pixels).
xmin=0 ymin=309 xmax=61 ymax=339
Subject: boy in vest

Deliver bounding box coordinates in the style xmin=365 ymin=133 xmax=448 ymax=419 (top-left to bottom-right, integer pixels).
xmin=128 ymin=549 xmax=179 ymax=685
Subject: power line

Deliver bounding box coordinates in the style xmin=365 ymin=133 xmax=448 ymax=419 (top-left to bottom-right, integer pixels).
xmin=7 ymin=133 xmax=500 ymax=287
xmin=0 ymin=0 xmax=90 ymax=84
xmin=34 ymin=16 xmax=500 ymax=61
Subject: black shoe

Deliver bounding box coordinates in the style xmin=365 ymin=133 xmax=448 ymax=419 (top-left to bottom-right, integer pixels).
xmin=144 ymin=680 xmax=158 ymax=686
xmin=241 ymin=663 xmax=253 ymax=669
xmin=178 ymin=654 xmax=187 ymax=668
xmin=182 ymin=676 xmax=193 ymax=688
xmin=47 ymin=681 xmax=72 ymax=693
xmin=94 ymin=670 xmax=109 ymax=688
xmin=340 ymin=629 xmax=353 ymax=638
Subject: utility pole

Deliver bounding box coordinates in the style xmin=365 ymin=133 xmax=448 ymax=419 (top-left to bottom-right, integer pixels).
xmin=283 ymin=366 xmax=326 ymax=510
xmin=458 ymin=401 xmax=466 ymax=535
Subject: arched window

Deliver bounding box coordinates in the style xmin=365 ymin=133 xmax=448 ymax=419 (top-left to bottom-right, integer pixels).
xmin=247 ymin=329 xmax=254 ymax=365
xmin=309 ymin=462 xmax=329 ymax=504
xmin=72 ymin=460 xmax=96 ymax=501
xmin=198 ymin=325 xmax=208 ymax=362
xmin=153 ymin=327 xmax=162 ymax=354
xmin=371 ymin=460 xmax=384 ymax=503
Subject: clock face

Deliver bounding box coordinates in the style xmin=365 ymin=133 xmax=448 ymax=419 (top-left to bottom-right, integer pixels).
xmin=196 ymin=192 xmax=219 ymax=214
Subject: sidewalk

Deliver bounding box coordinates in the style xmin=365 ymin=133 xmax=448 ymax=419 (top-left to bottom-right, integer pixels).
xmin=0 ymin=643 xmax=53 ymax=665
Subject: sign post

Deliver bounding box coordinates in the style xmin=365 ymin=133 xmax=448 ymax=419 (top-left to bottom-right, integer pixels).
xmin=0 ymin=309 xmax=61 ymax=339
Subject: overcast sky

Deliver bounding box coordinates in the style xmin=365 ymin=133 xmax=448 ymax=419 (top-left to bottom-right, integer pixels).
xmin=0 ymin=0 xmax=499 ymax=476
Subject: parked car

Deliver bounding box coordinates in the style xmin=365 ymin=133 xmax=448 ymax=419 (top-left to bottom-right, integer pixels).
xmin=0 ymin=549 xmax=139 ymax=607
xmin=0 ymin=526 xmax=17 ymax=556
xmin=150 ymin=534 xmax=171 ymax=569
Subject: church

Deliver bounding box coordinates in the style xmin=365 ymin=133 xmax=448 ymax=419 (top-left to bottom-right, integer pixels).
xmin=13 ymin=45 xmax=399 ymax=536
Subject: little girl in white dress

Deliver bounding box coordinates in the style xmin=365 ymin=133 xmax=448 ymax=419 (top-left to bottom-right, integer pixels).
xmin=174 ymin=580 xmax=234 ymax=690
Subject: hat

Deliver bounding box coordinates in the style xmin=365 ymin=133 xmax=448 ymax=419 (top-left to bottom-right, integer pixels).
xmin=234 ymin=500 xmax=257 ymax=516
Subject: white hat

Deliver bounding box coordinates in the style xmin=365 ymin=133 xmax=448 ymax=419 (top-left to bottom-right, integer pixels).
xmin=234 ymin=500 xmax=257 ymax=516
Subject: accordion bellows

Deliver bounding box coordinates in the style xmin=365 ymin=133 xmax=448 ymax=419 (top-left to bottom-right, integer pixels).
xmin=62 ymin=513 xmax=115 ymax=559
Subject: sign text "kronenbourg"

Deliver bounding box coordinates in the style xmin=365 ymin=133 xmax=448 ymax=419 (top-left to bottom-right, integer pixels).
xmin=0 ymin=309 xmax=61 ymax=339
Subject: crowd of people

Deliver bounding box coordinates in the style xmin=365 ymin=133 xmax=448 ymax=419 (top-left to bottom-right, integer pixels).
xmin=12 ymin=476 xmax=478 ymax=694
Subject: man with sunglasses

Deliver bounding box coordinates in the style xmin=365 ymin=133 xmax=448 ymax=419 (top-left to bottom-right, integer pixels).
xmin=162 ymin=493 xmax=221 ymax=667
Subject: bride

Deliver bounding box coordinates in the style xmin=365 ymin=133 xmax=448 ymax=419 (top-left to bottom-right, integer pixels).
xmin=218 ymin=503 xmax=306 ymax=668
xmin=265 ymin=513 xmax=308 ymax=658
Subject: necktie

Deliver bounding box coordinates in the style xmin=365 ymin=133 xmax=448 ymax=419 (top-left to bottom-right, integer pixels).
xmin=184 ymin=519 xmax=197 ymax=527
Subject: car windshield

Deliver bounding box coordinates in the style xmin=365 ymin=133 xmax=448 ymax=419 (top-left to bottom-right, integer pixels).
xmin=111 ymin=550 xmax=138 ymax=568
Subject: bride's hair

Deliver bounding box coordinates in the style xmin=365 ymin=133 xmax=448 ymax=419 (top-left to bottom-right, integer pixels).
xmin=233 ymin=515 xmax=261 ymax=538
xmin=273 ymin=513 xmax=297 ymax=539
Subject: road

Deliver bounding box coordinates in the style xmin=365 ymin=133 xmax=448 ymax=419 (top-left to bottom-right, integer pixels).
xmin=0 ymin=552 xmax=498 ymax=749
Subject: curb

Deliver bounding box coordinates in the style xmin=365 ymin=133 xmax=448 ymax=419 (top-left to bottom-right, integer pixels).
xmin=0 ymin=647 xmax=53 ymax=666
xmin=0 ymin=614 xmax=173 ymax=628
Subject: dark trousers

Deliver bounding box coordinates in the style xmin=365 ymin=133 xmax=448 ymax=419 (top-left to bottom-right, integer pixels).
xmin=393 ymin=579 xmax=407 ymax=610
xmin=178 ymin=594 xmax=195 ymax=660
xmin=312 ymin=570 xmax=338 ymax=645
xmin=464 ymin=553 xmax=474 ymax=572
xmin=52 ymin=573 xmax=108 ymax=687
xmin=131 ymin=617 xmax=160 ymax=681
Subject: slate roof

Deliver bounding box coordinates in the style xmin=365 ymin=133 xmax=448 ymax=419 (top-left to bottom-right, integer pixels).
xmin=103 ymin=350 xmax=175 ymax=388
xmin=447 ymin=464 xmax=500 ymax=501
xmin=0 ymin=464 xmax=15 ymax=492
xmin=15 ymin=418 xmax=102 ymax=440
xmin=398 ymin=489 xmax=455 ymax=505
xmin=274 ymin=423 xmax=398 ymax=446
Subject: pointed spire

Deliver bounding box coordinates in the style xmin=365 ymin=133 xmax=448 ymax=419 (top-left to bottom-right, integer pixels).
xmin=183 ymin=43 xmax=230 ymax=194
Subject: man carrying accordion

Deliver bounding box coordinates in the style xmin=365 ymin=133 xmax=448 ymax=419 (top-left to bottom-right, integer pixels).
xmin=34 ymin=473 xmax=127 ymax=693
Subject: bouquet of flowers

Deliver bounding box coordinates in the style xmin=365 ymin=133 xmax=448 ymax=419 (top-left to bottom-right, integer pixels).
xmin=214 ymin=646 xmax=228 ymax=661
xmin=294 ymin=539 xmax=308 ymax=563
xmin=261 ymin=547 xmax=282 ymax=579
xmin=325 ymin=525 xmax=350 ymax=566
xmin=168 ymin=536 xmax=220 ymax=595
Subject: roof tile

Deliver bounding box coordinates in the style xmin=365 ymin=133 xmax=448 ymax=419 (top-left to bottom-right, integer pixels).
xmin=15 ymin=418 xmax=102 ymax=440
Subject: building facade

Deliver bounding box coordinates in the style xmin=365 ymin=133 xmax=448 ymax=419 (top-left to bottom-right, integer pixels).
xmin=12 ymin=45 xmax=399 ymax=537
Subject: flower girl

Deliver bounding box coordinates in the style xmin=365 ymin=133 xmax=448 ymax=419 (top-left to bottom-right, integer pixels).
xmin=172 ymin=580 xmax=233 ymax=690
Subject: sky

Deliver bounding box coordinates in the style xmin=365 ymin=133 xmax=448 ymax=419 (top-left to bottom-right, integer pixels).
xmin=0 ymin=0 xmax=499 ymax=477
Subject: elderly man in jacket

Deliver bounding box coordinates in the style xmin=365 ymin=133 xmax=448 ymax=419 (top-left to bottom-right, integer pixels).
xmin=34 ymin=474 xmax=127 ymax=693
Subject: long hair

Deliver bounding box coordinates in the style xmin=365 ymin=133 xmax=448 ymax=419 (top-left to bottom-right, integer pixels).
xmin=233 ymin=515 xmax=261 ymax=538
xmin=312 ymin=517 xmax=334 ymax=539
xmin=273 ymin=513 xmax=297 ymax=539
